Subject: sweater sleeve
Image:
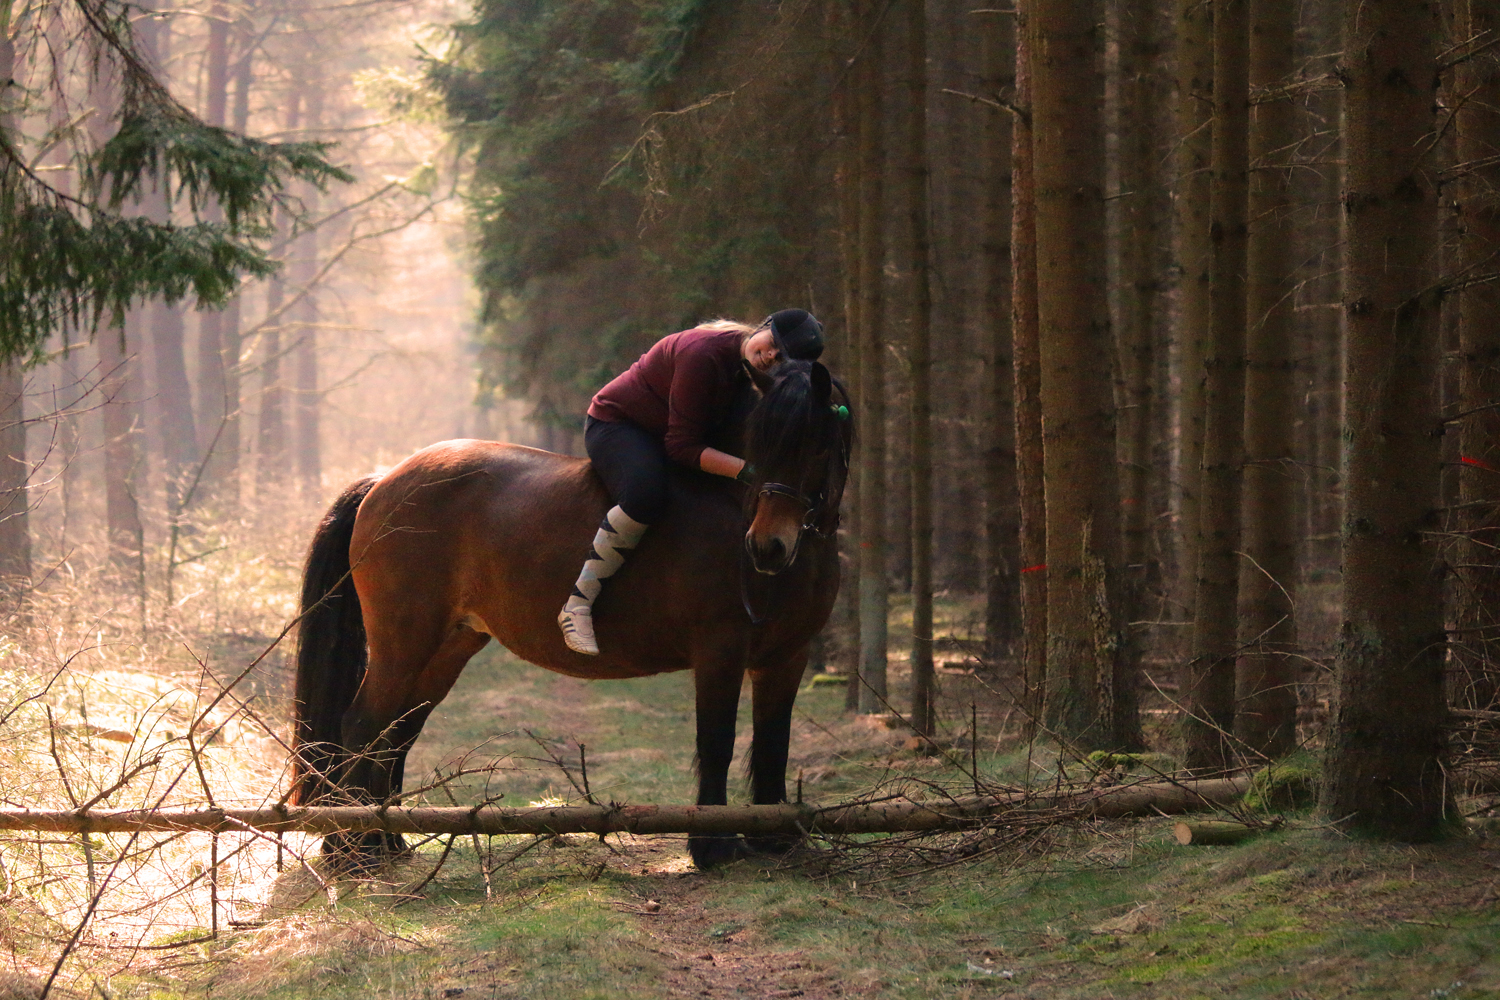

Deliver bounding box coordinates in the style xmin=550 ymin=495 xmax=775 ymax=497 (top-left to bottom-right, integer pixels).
xmin=663 ymin=339 xmax=731 ymax=467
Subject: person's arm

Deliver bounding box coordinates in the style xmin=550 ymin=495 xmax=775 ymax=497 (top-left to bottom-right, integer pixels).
xmin=699 ymin=447 xmax=746 ymax=480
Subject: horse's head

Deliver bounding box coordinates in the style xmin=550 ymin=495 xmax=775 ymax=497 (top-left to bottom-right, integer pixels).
xmin=741 ymin=359 xmax=853 ymax=575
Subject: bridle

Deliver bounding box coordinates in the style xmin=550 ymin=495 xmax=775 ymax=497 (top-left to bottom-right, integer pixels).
xmin=756 ymin=481 xmax=838 ymax=540
xmin=740 ymin=447 xmax=847 ymax=626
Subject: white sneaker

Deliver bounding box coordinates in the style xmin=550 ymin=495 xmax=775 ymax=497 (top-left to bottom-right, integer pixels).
xmin=558 ymin=606 xmax=599 ymax=655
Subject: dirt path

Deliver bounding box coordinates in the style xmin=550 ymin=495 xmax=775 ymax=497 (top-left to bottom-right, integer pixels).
xmin=618 ymin=855 xmax=850 ymax=1000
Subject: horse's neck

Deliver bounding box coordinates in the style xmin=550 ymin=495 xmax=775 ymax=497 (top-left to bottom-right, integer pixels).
xmin=704 ymin=378 xmax=757 ymax=456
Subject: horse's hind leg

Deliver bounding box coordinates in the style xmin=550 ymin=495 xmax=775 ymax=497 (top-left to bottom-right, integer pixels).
xmin=745 ymin=648 xmax=807 ymax=856
xmin=334 ymin=621 xmax=490 ymax=860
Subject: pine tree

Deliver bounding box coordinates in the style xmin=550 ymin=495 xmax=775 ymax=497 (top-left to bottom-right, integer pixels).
xmin=904 ymin=0 xmax=935 ymax=736
xmin=856 ymin=0 xmax=889 ymax=715
xmin=1030 ymin=0 xmax=1135 ymax=748
xmin=0 ymin=0 xmax=350 ymax=358
xmin=1183 ymin=0 xmax=1250 ymax=772
xmin=1011 ymin=0 xmax=1046 ymax=719
xmin=1319 ymin=0 xmax=1449 ymax=841
xmin=1236 ymin=0 xmax=1300 ymax=758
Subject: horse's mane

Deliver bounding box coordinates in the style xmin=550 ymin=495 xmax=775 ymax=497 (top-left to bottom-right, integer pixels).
xmin=744 ymin=360 xmax=853 ymax=477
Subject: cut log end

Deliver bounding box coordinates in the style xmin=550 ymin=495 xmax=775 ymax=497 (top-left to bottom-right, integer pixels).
xmin=1173 ymin=820 xmax=1261 ymax=846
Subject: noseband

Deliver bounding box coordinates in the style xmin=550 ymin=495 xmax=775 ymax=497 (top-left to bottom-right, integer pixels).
xmin=741 ymin=472 xmax=841 ymax=627
xmin=757 ymin=481 xmax=837 ymax=539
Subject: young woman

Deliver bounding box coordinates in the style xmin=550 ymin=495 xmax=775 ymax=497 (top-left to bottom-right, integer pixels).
xmin=558 ymin=308 xmax=826 ymax=655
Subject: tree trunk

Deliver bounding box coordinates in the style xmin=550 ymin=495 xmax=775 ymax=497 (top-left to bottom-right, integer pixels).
xmin=1183 ymin=0 xmax=1249 ymax=772
xmin=1172 ymin=0 xmax=1213 ymax=636
xmin=905 ymin=0 xmax=934 ymax=737
xmin=197 ymin=0 xmax=234 ymax=503
xmin=1235 ymin=0 xmax=1300 ymax=758
xmin=1030 ymin=0 xmax=1134 ymax=748
xmin=0 ymin=27 xmax=30 ymax=593
xmin=1319 ymin=0 xmax=1448 ymax=841
xmin=57 ymin=343 xmax=81 ymax=541
xmin=143 ymin=15 xmax=198 ymax=514
xmin=1113 ymin=0 xmax=1160 ymax=741
xmin=1011 ymin=3 xmax=1046 ymax=720
xmin=152 ymin=301 xmax=199 ymax=512
xmin=257 ymin=86 xmax=303 ymax=495
xmin=1453 ymin=0 xmax=1500 ymax=711
xmin=830 ymin=0 xmax=863 ymax=709
xmin=100 ymin=323 xmax=146 ymax=604
xmin=856 ymin=1 xmax=889 ymax=715
xmin=0 ymin=361 xmax=30 ymax=591
xmin=0 ymin=777 xmax=1252 ymax=837
xmin=257 ymin=275 xmax=287 ymax=492
xmin=982 ymin=12 xmax=1018 ymax=666
xmin=294 ymin=79 xmax=324 ymax=502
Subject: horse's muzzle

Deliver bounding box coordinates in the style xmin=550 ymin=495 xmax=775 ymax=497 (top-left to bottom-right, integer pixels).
xmin=745 ymin=526 xmax=800 ymax=575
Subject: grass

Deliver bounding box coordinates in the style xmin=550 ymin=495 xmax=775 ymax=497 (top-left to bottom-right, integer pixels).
xmin=145 ymin=643 xmax=1498 ymax=1000
xmin=169 ymin=820 xmax=1500 ymax=1000
xmin=3 ymin=554 xmax=1496 ymax=1000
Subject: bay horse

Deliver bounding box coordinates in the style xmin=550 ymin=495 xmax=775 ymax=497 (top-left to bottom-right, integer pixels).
xmin=291 ymin=359 xmax=852 ymax=869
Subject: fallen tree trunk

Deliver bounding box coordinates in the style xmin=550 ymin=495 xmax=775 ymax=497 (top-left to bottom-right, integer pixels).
xmin=0 ymin=777 xmax=1250 ymax=838
xmin=1173 ymin=820 xmax=1263 ymax=846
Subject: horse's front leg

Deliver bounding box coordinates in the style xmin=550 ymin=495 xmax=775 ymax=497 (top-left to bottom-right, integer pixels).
xmin=745 ymin=646 xmax=807 ymax=856
xmin=689 ymin=641 xmax=747 ymax=870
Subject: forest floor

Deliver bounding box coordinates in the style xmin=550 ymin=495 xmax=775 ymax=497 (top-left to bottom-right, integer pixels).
xmin=2 ymin=579 xmax=1495 ymax=1000
xmin=137 ymin=636 xmax=1500 ymax=1000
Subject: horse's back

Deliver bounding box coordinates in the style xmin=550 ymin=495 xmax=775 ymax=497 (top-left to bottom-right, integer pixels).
xmin=348 ymin=438 xmax=745 ymax=678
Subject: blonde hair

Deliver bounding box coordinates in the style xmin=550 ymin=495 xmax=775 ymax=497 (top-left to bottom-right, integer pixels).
xmin=696 ymin=317 xmax=765 ymax=341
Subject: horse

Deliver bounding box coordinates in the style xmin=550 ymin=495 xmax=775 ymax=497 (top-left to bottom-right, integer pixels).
xmin=290 ymin=358 xmax=852 ymax=869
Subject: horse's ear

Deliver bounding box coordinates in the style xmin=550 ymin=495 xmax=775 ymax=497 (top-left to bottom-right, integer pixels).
xmin=743 ymin=359 xmax=774 ymax=395
xmin=811 ymin=362 xmax=832 ymax=405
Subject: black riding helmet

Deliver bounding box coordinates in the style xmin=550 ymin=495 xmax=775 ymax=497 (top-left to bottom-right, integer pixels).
xmin=767 ymin=309 xmax=825 ymax=361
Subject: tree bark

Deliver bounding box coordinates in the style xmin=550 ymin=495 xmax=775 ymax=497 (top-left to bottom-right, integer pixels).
xmin=152 ymin=299 xmax=199 ymax=512
xmin=1235 ymin=0 xmax=1300 ymax=758
xmin=197 ymin=0 xmax=235 ymax=503
xmin=982 ymin=8 xmax=1018 ymax=666
xmin=294 ymin=77 xmax=324 ymax=502
xmin=0 ymin=26 xmax=30 ymax=593
xmin=1183 ymin=0 xmax=1250 ymax=772
xmin=100 ymin=322 xmax=145 ymax=600
xmin=905 ymin=0 xmax=934 ymax=737
xmin=257 ymin=86 xmax=303 ymax=495
xmin=257 ymin=273 xmax=287 ymax=492
xmin=1454 ymin=0 xmax=1500 ymax=711
xmin=138 ymin=9 xmax=198 ymax=516
xmin=1172 ymin=819 xmax=1261 ymax=846
xmin=856 ymin=0 xmax=889 ymax=715
xmin=0 ymin=778 xmax=1252 ymax=837
xmin=1011 ymin=2 xmax=1046 ymax=721
xmin=57 ymin=343 xmax=81 ymax=541
xmin=1113 ymin=0 xmax=1160 ymax=744
xmin=831 ymin=0 xmax=863 ymax=709
xmin=1172 ymin=0 xmax=1213 ymax=633
xmin=1030 ymin=0 xmax=1134 ymax=748
xmin=1319 ymin=0 xmax=1449 ymax=841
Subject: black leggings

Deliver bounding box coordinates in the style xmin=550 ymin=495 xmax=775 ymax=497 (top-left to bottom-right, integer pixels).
xmin=584 ymin=416 xmax=670 ymax=525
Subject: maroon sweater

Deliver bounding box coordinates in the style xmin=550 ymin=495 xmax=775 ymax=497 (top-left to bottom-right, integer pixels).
xmin=588 ymin=327 xmax=746 ymax=467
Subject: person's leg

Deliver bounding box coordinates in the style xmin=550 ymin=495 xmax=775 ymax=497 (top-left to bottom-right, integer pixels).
xmin=558 ymin=418 xmax=668 ymax=654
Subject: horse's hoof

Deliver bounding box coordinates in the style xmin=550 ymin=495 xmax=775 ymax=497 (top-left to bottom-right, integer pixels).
xmin=689 ymin=834 xmax=748 ymax=870
xmin=321 ymin=831 xmax=410 ymax=874
xmin=745 ymin=833 xmax=802 ymax=857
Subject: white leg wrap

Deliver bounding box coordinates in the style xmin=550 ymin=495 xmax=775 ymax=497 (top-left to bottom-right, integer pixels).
xmin=566 ymin=506 xmax=650 ymax=610
xmin=560 ymin=506 xmax=650 ymax=655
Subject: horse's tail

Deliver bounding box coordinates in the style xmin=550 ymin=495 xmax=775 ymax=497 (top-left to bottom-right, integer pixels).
xmin=290 ymin=475 xmax=380 ymax=805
